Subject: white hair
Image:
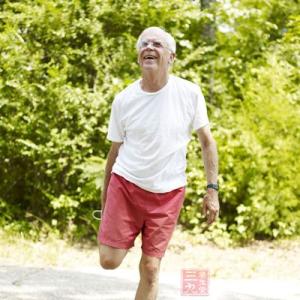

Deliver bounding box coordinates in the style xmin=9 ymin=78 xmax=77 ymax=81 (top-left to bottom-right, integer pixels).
xmin=136 ymin=27 xmax=176 ymax=53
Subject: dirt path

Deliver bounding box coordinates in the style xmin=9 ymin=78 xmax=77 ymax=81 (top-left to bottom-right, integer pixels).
xmin=1 ymin=228 xmax=300 ymax=279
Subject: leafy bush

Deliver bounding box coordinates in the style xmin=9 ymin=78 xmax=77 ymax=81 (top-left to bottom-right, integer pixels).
xmin=0 ymin=0 xmax=299 ymax=243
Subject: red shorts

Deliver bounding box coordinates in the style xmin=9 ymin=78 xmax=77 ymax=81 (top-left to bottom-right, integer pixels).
xmin=98 ymin=173 xmax=185 ymax=258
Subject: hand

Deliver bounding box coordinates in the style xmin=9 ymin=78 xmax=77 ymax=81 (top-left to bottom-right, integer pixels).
xmin=202 ymin=189 xmax=220 ymax=225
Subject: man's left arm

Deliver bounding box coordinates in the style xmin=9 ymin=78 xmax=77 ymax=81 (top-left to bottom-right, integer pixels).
xmin=196 ymin=125 xmax=220 ymax=225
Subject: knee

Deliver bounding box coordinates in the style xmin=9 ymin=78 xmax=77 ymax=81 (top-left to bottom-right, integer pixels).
xmin=99 ymin=256 xmax=120 ymax=270
xmin=140 ymin=261 xmax=160 ymax=285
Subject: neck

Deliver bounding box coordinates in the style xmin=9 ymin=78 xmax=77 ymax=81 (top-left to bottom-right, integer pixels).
xmin=140 ymin=70 xmax=169 ymax=92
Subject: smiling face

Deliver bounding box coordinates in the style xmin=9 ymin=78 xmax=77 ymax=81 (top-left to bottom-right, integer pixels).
xmin=137 ymin=28 xmax=175 ymax=74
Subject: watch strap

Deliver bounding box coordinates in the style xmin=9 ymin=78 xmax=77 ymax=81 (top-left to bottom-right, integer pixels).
xmin=207 ymin=183 xmax=219 ymax=191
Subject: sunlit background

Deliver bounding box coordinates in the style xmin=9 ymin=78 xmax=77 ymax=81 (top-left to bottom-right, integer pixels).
xmin=0 ymin=0 xmax=299 ymax=247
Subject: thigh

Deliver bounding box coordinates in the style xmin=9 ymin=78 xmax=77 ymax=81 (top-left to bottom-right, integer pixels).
xmin=99 ymin=243 xmax=128 ymax=267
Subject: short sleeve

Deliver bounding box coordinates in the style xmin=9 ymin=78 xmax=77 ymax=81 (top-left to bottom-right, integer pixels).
xmin=107 ymin=97 xmax=125 ymax=142
xmin=192 ymin=88 xmax=209 ymax=131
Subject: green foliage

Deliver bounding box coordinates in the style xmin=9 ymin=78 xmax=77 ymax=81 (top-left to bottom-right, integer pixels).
xmin=0 ymin=0 xmax=299 ymax=243
xmin=227 ymin=36 xmax=300 ymax=241
xmin=180 ymin=0 xmax=300 ymax=243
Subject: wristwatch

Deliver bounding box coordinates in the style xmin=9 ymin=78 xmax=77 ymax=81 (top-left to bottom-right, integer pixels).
xmin=207 ymin=183 xmax=219 ymax=191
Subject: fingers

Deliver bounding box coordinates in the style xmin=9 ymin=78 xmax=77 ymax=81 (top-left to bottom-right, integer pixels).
xmin=203 ymin=194 xmax=219 ymax=225
xmin=207 ymin=209 xmax=218 ymax=225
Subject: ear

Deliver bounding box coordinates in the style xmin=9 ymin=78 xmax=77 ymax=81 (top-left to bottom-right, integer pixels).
xmin=168 ymin=52 xmax=176 ymax=65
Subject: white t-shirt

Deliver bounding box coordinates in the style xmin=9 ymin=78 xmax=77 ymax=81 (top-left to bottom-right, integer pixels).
xmin=107 ymin=75 xmax=209 ymax=193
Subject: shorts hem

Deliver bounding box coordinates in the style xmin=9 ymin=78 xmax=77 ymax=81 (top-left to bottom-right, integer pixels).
xmin=99 ymin=237 xmax=134 ymax=250
xmin=142 ymin=248 xmax=165 ymax=259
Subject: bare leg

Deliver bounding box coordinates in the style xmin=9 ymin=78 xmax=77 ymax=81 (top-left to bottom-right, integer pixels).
xmin=135 ymin=253 xmax=161 ymax=300
xmin=99 ymin=243 xmax=128 ymax=269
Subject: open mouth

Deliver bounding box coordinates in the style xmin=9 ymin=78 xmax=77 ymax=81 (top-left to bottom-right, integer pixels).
xmin=143 ymin=55 xmax=157 ymax=60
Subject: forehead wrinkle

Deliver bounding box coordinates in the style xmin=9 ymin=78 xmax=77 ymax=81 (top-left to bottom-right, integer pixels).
xmin=141 ymin=38 xmax=163 ymax=43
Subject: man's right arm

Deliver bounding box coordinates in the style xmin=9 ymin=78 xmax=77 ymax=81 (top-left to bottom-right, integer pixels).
xmin=101 ymin=142 xmax=123 ymax=212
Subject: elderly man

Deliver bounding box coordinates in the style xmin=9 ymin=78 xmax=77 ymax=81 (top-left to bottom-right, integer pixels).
xmin=98 ymin=27 xmax=219 ymax=300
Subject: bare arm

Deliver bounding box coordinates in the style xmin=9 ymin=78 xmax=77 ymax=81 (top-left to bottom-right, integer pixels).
xmin=196 ymin=125 xmax=218 ymax=184
xmin=196 ymin=125 xmax=219 ymax=225
xmin=101 ymin=142 xmax=123 ymax=212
